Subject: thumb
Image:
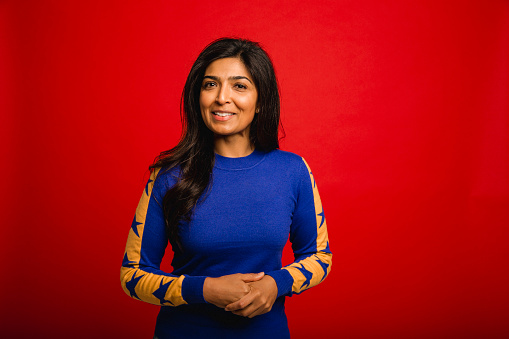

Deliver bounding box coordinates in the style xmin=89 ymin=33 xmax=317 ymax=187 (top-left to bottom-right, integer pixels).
xmin=240 ymin=272 xmax=265 ymax=282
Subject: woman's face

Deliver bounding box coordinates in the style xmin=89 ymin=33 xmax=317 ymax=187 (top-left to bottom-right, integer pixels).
xmin=199 ymin=57 xmax=258 ymax=140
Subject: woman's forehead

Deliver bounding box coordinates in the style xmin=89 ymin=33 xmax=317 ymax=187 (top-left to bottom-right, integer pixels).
xmin=204 ymin=58 xmax=253 ymax=79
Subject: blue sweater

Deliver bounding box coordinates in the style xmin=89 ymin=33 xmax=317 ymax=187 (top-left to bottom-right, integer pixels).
xmin=121 ymin=149 xmax=332 ymax=338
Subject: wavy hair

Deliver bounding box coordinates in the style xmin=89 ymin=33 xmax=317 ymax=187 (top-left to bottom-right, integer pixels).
xmin=150 ymin=38 xmax=283 ymax=248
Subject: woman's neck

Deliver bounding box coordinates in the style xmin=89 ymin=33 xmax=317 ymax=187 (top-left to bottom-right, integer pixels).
xmin=214 ymin=135 xmax=254 ymax=158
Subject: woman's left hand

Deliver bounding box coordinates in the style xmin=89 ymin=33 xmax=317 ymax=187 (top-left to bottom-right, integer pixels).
xmin=224 ymin=275 xmax=278 ymax=318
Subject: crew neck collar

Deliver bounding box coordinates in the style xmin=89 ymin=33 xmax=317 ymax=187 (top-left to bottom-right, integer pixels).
xmin=214 ymin=149 xmax=267 ymax=170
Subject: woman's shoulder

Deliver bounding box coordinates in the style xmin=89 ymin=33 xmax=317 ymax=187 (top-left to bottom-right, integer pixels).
xmin=263 ymin=150 xmax=315 ymax=190
xmin=265 ymin=149 xmax=307 ymax=166
xmin=151 ymin=165 xmax=181 ymax=191
xmin=262 ymin=149 xmax=311 ymax=178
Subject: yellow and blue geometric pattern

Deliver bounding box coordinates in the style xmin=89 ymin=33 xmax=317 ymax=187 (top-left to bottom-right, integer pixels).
xmin=120 ymin=168 xmax=187 ymax=306
xmin=282 ymin=159 xmax=332 ymax=294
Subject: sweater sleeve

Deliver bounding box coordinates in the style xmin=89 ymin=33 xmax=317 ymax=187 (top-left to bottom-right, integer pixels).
xmin=266 ymin=158 xmax=332 ymax=298
xmin=120 ymin=168 xmax=207 ymax=306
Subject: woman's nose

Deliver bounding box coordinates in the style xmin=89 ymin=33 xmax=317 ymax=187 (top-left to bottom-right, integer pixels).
xmin=216 ymin=86 xmax=230 ymax=105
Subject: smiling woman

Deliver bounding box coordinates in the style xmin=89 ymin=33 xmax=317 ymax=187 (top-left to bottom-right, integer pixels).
xmin=120 ymin=38 xmax=332 ymax=339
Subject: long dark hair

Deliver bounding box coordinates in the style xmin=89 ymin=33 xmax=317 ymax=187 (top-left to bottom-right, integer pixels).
xmin=150 ymin=38 xmax=283 ymax=249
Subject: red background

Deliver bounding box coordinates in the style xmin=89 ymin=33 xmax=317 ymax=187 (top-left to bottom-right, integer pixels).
xmin=2 ymin=1 xmax=508 ymax=338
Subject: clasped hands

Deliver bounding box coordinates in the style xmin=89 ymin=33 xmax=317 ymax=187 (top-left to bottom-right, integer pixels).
xmin=203 ymin=272 xmax=277 ymax=318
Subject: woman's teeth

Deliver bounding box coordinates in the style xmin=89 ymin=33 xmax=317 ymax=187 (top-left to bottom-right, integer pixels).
xmin=213 ymin=112 xmax=234 ymax=117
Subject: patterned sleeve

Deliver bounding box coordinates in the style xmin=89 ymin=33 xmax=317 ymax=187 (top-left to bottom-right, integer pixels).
xmin=266 ymin=158 xmax=332 ymax=297
xmin=120 ymin=168 xmax=207 ymax=306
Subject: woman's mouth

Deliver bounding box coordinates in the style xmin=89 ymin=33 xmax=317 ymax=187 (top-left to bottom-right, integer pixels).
xmin=211 ymin=111 xmax=235 ymax=121
xmin=212 ymin=111 xmax=234 ymax=117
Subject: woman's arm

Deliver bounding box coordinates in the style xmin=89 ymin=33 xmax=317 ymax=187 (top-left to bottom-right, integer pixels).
xmin=226 ymin=158 xmax=332 ymax=316
xmin=266 ymin=158 xmax=332 ymax=297
xmin=120 ymin=169 xmax=261 ymax=306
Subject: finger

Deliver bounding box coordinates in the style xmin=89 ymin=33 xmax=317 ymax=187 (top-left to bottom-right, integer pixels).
xmin=225 ymin=288 xmax=256 ymax=311
xmin=247 ymin=303 xmax=270 ymax=318
xmin=232 ymin=302 xmax=267 ymax=318
xmin=240 ymin=272 xmax=264 ymax=283
xmin=232 ymin=303 xmax=256 ymax=317
xmin=225 ymin=295 xmax=254 ymax=312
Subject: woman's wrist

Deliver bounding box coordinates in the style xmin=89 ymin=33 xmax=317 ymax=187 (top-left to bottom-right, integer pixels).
xmin=181 ymin=275 xmax=208 ymax=304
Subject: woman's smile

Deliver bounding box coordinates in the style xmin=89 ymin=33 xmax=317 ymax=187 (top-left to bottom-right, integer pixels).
xmin=212 ymin=110 xmax=236 ymax=121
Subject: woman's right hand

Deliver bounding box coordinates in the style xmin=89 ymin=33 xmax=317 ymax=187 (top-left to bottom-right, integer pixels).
xmin=203 ymin=272 xmax=265 ymax=308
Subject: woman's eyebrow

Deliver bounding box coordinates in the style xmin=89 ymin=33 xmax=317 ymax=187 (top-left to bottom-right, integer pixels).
xmin=230 ymin=76 xmax=253 ymax=84
xmin=203 ymin=75 xmax=253 ymax=84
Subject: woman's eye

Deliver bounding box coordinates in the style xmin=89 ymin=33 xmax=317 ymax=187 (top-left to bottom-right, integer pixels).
xmin=203 ymin=82 xmax=216 ymax=89
xmin=234 ymin=83 xmax=247 ymax=90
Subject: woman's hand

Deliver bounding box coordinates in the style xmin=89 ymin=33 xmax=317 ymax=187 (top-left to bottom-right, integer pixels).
xmin=224 ymin=275 xmax=278 ymax=318
xmin=203 ymin=272 xmax=265 ymax=308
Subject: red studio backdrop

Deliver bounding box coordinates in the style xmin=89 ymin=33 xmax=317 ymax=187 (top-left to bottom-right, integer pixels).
xmin=1 ymin=1 xmax=508 ymax=338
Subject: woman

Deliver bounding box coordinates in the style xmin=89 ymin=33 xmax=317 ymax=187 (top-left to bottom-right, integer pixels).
xmin=121 ymin=38 xmax=332 ymax=338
